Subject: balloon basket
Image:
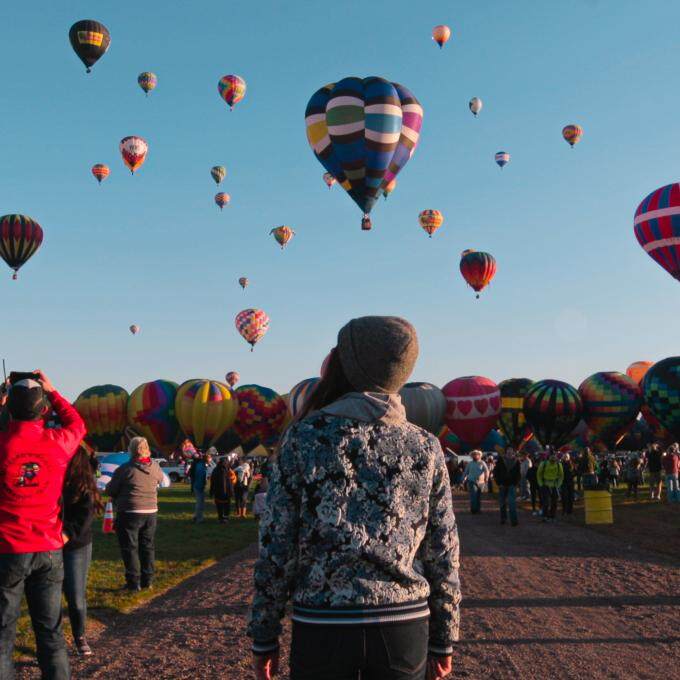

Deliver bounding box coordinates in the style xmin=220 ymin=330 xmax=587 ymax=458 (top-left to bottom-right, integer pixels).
xmin=12 ymin=272 xmax=17 ymax=281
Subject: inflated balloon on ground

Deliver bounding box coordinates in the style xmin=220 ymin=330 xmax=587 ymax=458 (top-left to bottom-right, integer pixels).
xmin=498 ymin=378 xmax=534 ymax=448
xmin=74 ymin=384 xmax=129 ymax=451
xmin=288 ymin=378 xmax=320 ymax=418
xmin=626 ymin=361 xmax=653 ymax=385
xmin=523 ymin=380 xmax=582 ymax=448
xmin=233 ymin=385 xmax=288 ymax=447
xmin=642 ymin=357 xmax=680 ymax=439
xmin=399 ymin=382 xmax=446 ymax=434
xmin=442 ymin=376 xmax=500 ymax=446
xmin=127 ymin=380 xmax=180 ymax=454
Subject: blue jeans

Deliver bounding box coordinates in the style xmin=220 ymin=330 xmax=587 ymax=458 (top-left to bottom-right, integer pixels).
xmin=468 ymin=481 xmax=482 ymax=513
xmin=0 ymin=550 xmax=69 ymax=680
xmin=193 ymin=487 xmax=206 ymax=521
xmin=115 ymin=512 xmax=157 ymax=587
xmin=666 ymin=475 xmax=680 ymax=502
xmin=498 ymin=485 xmax=518 ymax=524
xmin=63 ymin=543 xmax=92 ymax=639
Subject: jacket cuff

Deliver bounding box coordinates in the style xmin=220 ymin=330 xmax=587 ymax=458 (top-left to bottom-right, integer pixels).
xmin=428 ymin=642 xmax=453 ymax=657
xmin=252 ymin=639 xmax=279 ymax=656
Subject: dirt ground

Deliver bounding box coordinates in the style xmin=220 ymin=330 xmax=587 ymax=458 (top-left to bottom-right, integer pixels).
xmin=16 ymin=494 xmax=680 ymax=679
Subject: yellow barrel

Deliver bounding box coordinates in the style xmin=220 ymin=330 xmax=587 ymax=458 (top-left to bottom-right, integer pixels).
xmin=584 ymin=490 xmax=613 ymax=524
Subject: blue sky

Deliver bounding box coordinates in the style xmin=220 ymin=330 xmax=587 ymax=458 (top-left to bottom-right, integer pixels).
xmin=2 ymin=0 xmax=680 ymax=400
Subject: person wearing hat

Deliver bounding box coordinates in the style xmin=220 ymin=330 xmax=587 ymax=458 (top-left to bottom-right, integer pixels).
xmin=248 ymin=317 xmax=460 ymax=680
xmin=0 ymin=371 xmax=86 ymax=680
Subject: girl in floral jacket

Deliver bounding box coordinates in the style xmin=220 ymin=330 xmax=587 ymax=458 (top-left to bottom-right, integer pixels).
xmin=248 ymin=316 xmax=461 ymax=680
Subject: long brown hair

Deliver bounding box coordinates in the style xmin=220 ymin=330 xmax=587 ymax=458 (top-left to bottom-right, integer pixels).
xmin=64 ymin=445 xmax=104 ymax=514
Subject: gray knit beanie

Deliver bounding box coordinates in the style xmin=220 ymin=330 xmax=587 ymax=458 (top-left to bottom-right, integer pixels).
xmin=336 ymin=316 xmax=419 ymax=394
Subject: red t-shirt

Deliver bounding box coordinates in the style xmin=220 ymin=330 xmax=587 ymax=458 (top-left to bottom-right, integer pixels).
xmin=0 ymin=391 xmax=86 ymax=554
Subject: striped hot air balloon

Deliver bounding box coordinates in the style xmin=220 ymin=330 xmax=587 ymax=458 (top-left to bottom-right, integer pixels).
xmin=235 ymin=309 xmax=270 ymax=350
xmin=215 ymin=192 xmax=230 ymax=210
xmin=74 ymin=384 xmax=129 ymax=451
xmin=218 ymin=75 xmax=246 ymax=110
xmin=399 ymin=382 xmax=446 ymax=434
xmin=495 ymin=151 xmax=510 ymax=168
xmin=91 ymin=164 xmax=110 ymax=184
xmin=288 ymin=378 xmax=320 ymax=418
xmin=562 ymin=124 xmax=583 ymax=147
xmin=498 ymin=378 xmax=534 ymax=449
xmin=523 ymin=380 xmax=582 ymax=448
xmin=382 ymin=179 xmax=397 ymax=199
xmin=0 ymin=214 xmax=44 ymax=280
xmin=460 ymin=250 xmax=497 ymax=298
xmin=418 ymin=210 xmax=444 ymax=238
xmin=127 ymin=380 xmax=180 ymax=454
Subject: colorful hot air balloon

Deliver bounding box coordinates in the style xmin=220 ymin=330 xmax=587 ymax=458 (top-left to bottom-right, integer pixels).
xmin=495 ymin=151 xmax=510 ymax=168
xmin=119 ymin=136 xmax=148 ymax=174
xmin=442 ymin=376 xmax=501 ymax=446
xmin=129 ymin=324 xmax=140 ymax=335
xmin=383 ymin=179 xmax=397 ymax=200
xmin=288 ymin=378 xmax=320 ymax=418
xmin=305 ymin=77 xmax=423 ymax=230
xmin=74 ymin=384 xmax=129 ymax=451
xmin=233 ymin=385 xmax=288 ymax=447
xmin=418 ymin=210 xmax=444 ymax=238
xmin=127 ymin=380 xmax=180 ymax=454
xmin=642 ymin=357 xmax=680 ymax=439
xmin=432 ymin=25 xmax=451 ymax=48
xmin=634 ymin=183 xmax=680 ymax=281
xmin=498 ymin=378 xmax=534 ymax=448
xmin=562 ymin=124 xmax=583 ymax=147
xmin=217 ymin=75 xmax=246 ymax=110
xmin=211 ymin=166 xmax=226 ymax=185
xmin=399 ymin=382 xmax=446 ymax=434
xmin=238 ymin=277 xmax=248 ymax=290
xmin=469 ymin=97 xmax=483 ymax=117
xmin=215 ymin=193 xmax=230 ymax=210
xmin=225 ymin=371 xmax=240 ymax=388
xmin=175 ymin=379 xmax=238 ymax=449
xmin=69 ymin=20 xmax=111 ymax=73
xmin=323 ymin=172 xmax=336 ymax=189
xmin=626 ymin=361 xmax=654 ymax=385
xmin=235 ymin=308 xmax=270 ymax=351
xmin=578 ymin=372 xmax=642 ymax=448
xmin=0 ymin=214 xmax=44 ymax=280
xmin=91 ymin=164 xmax=110 ymax=185
xmin=270 ymin=226 xmax=295 ymax=249
xmin=460 ymin=250 xmax=497 ymax=298
xmin=641 ymin=403 xmax=673 ymax=444
xmin=523 ymin=380 xmax=583 ymax=448
xmin=138 ymin=72 xmax=157 ymax=96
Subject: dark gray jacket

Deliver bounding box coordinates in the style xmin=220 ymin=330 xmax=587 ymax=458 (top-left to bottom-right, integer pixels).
xmin=105 ymin=460 xmax=164 ymax=513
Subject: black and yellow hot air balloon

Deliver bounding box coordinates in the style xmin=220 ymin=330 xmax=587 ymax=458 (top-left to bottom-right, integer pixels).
xmin=74 ymin=385 xmax=129 ymax=451
xmin=0 ymin=214 xmax=44 ymax=280
xmin=69 ymin=20 xmax=111 ymax=73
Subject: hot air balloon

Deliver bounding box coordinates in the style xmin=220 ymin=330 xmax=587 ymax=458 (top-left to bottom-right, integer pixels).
xmin=442 ymin=376 xmax=500 ymax=446
xmin=138 ymin=72 xmax=157 ymax=96
xmin=432 ymin=25 xmax=451 ymax=48
xmin=641 ymin=403 xmax=673 ymax=444
xmin=91 ymin=164 xmax=110 ymax=185
xmin=399 ymin=382 xmax=446 ymax=434
xmin=383 ymin=179 xmax=397 ymax=200
xmin=523 ymin=380 xmax=582 ymax=448
xmin=74 ymin=384 xmax=129 ymax=451
xmin=288 ymin=378 xmax=320 ymax=418
xmin=495 ymin=151 xmax=510 ymax=168
xmin=175 ymin=379 xmax=238 ymax=449
xmin=129 ymin=324 xmax=140 ymax=335
xmin=270 ymin=226 xmax=295 ymax=249
xmin=305 ymin=77 xmax=423 ymax=231
xmin=119 ymin=136 xmax=148 ymax=174
xmin=562 ymin=124 xmax=583 ymax=147
xmin=211 ymin=166 xmax=226 ymax=185
xmin=233 ymin=385 xmax=288 ymax=447
xmin=498 ymin=378 xmax=534 ymax=448
xmin=127 ymin=380 xmax=180 ymax=454
xmin=634 ymin=183 xmax=680 ymax=281
xmin=469 ymin=97 xmax=483 ymax=117
xmin=626 ymin=361 xmax=654 ymax=385
xmin=642 ymin=357 xmax=680 ymax=439
xmin=323 ymin=172 xmax=336 ymax=189
xmin=418 ymin=210 xmax=444 ymax=238
xmin=578 ymin=372 xmax=642 ymax=448
xmin=69 ymin=20 xmax=110 ymax=73
xmin=215 ymin=192 xmax=230 ymax=210
xmin=235 ymin=308 xmax=270 ymax=351
xmin=0 ymin=214 xmax=43 ymax=280
xmin=460 ymin=250 xmax=497 ymax=298
xmin=225 ymin=371 xmax=240 ymax=388
xmin=217 ymin=75 xmax=246 ymax=110
xmin=238 ymin=277 xmax=248 ymax=290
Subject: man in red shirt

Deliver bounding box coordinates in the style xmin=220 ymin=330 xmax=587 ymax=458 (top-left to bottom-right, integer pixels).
xmin=662 ymin=444 xmax=680 ymax=503
xmin=0 ymin=371 xmax=85 ymax=680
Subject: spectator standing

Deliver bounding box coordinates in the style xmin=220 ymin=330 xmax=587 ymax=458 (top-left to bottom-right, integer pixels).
xmin=607 ymin=457 xmax=621 ymax=491
xmin=234 ymin=459 xmax=252 ymax=518
xmin=625 ymin=457 xmax=643 ymax=499
xmin=189 ymin=453 xmax=208 ymax=523
xmin=662 ymin=444 xmax=680 ymax=503
xmin=209 ymin=458 xmax=234 ymax=523
xmin=105 ymin=437 xmax=164 ymax=590
xmin=463 ymin=450 xmax=489 ymax=514
xmin=526 ymin=455 xmax=540 ymax=516
xmin=561 ymin=453 xmax=575 ymax=515
xmin=537 ymin=451 xmax=564 ymax=522
xmin=519 ymin=452 xmax=532 ymax=500
xmin=579 ymin=447 xmax=597 ymax=490
xmin=493 ymin=447 xmax=521 ymax=526
xmin=647 ymin=444 xmax=663 ymax=500
xmin=0 ymin=372 xmax=85 ymax=680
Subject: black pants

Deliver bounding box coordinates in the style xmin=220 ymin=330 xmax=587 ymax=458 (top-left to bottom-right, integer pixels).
xmin=234 ymin=483 xmax=248 ymax=512
xmin=529 ymin=479 xmax=539 ymax=511
xmin=540 ymin=487 xmax=558 ymax=519
xmin=290 ymin=620 xmax=428 ymax=679
xmin=115 ymin=512 xmax=157 ymax=587
xmin=215 ymin=498 xmax=231 ymax=521
xmin=561 ymin=483 xmax=574 ymax=515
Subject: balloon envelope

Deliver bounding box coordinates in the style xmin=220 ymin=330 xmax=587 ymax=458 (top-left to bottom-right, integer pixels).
xmin=0 ymin=214 xmax=43 ymax=279
xmin=432 ymin=25 xmax=451 ymax=48
xmin=418 ymin=210 xmax=444 ymax=238
xmin=225 ymin=371 xmax=240 ymax=388
xmin=642 ymin=357 xmax=680 ymax=439
xmin=626 ymin=361 xmax=654 ymax=385
xmin=498 ymin=378 xmax=534 ymax=448
xmin=400 ymin=382 xmax=446 ymax=434
xmin=233 ymin=385 xmax=288 ymax=447
xmin=119 ymin=136 xmax=148 ymax=174
xmin=288 ymin=378 xmax=320 ymax=418
xmin=562 ymin=124 xmax=583 ymax=147
xmin=469 ymin=97 xmax=483 ymax=116
xmin=74 ymin=384 xmax=129 ymax=451
xmin=495 ymin=151 xmax=510 ymax=168
xmin=127 ymin=380 xmax=180 ymax=454
xmin=138 ymin=72 xmax=157 ymax=94
xmin=270 ymin=226 xmax=295 ymax=249
xmin=460 ymin=250 xmax=497 ymax=296
xmin=442 ymin=376 xmax=500 ymax=446
xmin=211 ymin=166 xmax=226 ymax=184
xmin=218 ymin=75 xmax=246 ymax=109
xmin=69 ymin=20 xmax=110 ymax=73
xmin=235 ymin=308 xmax=270 ymax=350
xmin=523 ymin=380 xmax=582 ymax=448
xmin=91 ymin=164 xmax=110 ymax=184
xmin=215 ymin=192 xmax=230 ymax=209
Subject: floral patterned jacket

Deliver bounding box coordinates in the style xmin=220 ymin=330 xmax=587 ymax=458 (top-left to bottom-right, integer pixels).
xmin=247 ymin=393 xmax=461 ymax=657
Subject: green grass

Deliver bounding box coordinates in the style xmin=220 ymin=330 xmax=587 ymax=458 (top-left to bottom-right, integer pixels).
xmin=16 ymin=485 xmax=258 ymax=656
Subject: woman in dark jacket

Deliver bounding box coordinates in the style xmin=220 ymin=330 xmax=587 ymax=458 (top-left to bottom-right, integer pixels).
xmin=62 ymin=445 xmax=103 ymax=656
xmin=493 ymin=447 xmax=521 ymax=526
xmin=209 ymin=458 xmax=234 ymax=523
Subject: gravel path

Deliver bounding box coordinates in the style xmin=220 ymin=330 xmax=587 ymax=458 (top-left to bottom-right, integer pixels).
xmin=16 ymin=494 xmax=680 ymax=679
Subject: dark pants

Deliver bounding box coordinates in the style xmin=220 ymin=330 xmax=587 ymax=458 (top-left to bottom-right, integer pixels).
xmin=115 ymin=512 xmax=157 ymax=587
xmin=498 ymin=485 xmax=518 ymax=525
xmin=561 ymin=483 xmax=574 ymax=515
xmin=0 ymin=550 xmax=69 ymax=680
xmin=468 ymin=481 xmax=482 ymax=513
xmin=63 ymin=543 xmax=92 ymax=639
xmin=529 ymin=478 xmax=539 ymax=511
xmin=234 ymin=484 xmax=248 ymax=512
xmin=290 ymin=620 xmax=428 ymax=680
xmin=215 ymin=498 xmax=231 ymax=521
xmin=540 ymin=486 xmax=558 ymax=519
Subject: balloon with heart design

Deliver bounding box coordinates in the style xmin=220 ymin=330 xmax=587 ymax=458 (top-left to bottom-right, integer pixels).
xmin=442 ymin=376 xmax=500 ymax=446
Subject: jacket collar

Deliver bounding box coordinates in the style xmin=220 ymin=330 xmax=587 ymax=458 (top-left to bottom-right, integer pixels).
xmin=319 ymin=392 xmax=406 ymax=425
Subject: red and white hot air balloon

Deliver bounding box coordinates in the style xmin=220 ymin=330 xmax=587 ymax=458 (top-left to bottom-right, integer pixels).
xmin=119 ymin=136 xmax=148 ymax=174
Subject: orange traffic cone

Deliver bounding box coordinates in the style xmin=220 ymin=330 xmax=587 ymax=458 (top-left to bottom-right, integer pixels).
xmin=102 ymin=501 xmax=115 ymax=534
